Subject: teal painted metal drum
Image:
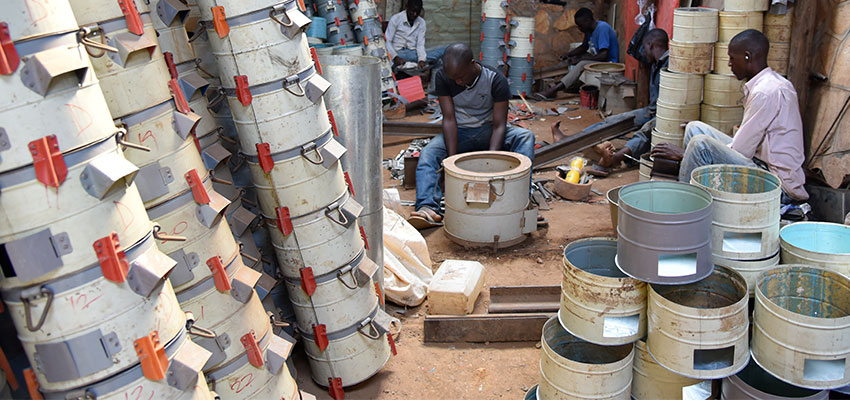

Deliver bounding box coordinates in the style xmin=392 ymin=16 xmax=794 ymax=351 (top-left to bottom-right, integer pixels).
xmin=780 ymin=222 xmax=850 ymax=275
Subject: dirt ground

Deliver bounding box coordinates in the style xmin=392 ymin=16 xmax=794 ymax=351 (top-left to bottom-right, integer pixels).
xmin=294 ymin=98 xmax=642 ymax=399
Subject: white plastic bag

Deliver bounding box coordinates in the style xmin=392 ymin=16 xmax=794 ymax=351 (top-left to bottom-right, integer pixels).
xmin=382 ymin=206 xmax=433 ymax=306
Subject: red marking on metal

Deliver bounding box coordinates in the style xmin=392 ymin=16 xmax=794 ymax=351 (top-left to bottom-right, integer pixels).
xmin=70 ymin=293 xmax=103 ymax=312
xmin=375 ymin=281 xmax=384 ymax=305
xmin=360 ymin=226 xmax=369 ymax=250
xmin=66 ymin=103 xmax=93 ymax=137
xmin=256 ymin=143 xmax=273 ymax=173
xmin=211 ymin=6 xmax=229 ymax=38
xmin=234 ymin=75 xmax=252 ymax=106
xmin=138 ymin=130 xmax=158 ymax=151
xmin=340 ymin=37 xmax=346 ymax=45
xmin=123 ymin=384 xmax=155 ymax=400
xmin=481 ymin=14 xmax=485 ymax=21
xmin=328 ymin=377 xmax=344 ymax=400
xmin=276 ymin=207 xmax=293 ymax=235
xmin=311 ymin=47 xmax=323 ymax=75
xmin=206 ymin=256 xmax=232 ymax=292
xmin=163 ymin=52 xmax=178 ymax=79
xmin=364 ymin=36 xmax=369 ymax=46
xmin=313 ymin=324 xmax=328 ymax=351
xmin=184 ymin=169 xmax=210 ymax=204
xmin=112 ymin=200 xmax=135 ymax=233
xmin=328 ymin=110 xmax=339 ymax=136
xmin=29 ymin=136 xmax=67 ymax=188
xmin=230 ymin=372 xmax=254 ymax=394
xmin=134 ymin=332 xmax=168 ymax=380
xmin=522 ymin=72 xmax=526 ymax=82
xmin=479 ymin=51 xmax=483 ymax=61
xmin=168 ymin=78 xmax=191 ymax=114
xmin=300 ymin=267 xmax=316 ymax=296
xmin=527 ymin=54 xmax=531 ymax=63
xmin=160 ymin=221 xmax=188 ymax=245
xmin=117 ymin=0 xmax=144 ymax=35
xmin=25 ymin=0 xmax=49 ymax=26
xmin=23 ymin=369 xmax=42 ymax=400
xmin=344 ymin=171 xmax=355 ymax=196
xmin=241 ymin=331 xmax=264 ymax=367
xmin=94 ymin=232 xmax=130 ymax=283
xmin=388 ymin=333 xmax=397 ymax=355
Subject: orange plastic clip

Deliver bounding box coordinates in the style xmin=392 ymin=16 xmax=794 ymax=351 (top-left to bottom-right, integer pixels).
xmin=94 ymin=232 xmax=129 ymax=283
xmin=241 ymin=330 xmax=264 ymax=367
xmin=211 ymin=6 xmax=229 ymax=38
xmin=24 ymin=368 xmax=42 ymax=400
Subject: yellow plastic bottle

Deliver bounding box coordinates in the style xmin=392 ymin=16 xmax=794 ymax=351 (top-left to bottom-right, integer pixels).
xmin=565 ymin=169 xmax=581 ymax=183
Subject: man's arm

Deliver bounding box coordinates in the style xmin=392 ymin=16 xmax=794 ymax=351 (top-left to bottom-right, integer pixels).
xmin=564 ymin=42 xmax=588 ymax=60
xmin=385 ymin=17 xmax=400 ymax=61
xmin=439 ymin=96 xmax=459 ymax=156
xmin=578 ymin=48 xmax=609 ymax=62
xmin=490 ymin=101 xmax=509 ymax=151
xmin=415 ymin=19 xmax=427 ymax=64
xmin=731 ymin=91 xmax=777 ymax=159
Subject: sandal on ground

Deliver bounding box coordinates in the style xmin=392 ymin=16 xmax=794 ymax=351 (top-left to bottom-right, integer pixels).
xmin=585 ymin=163 xmax=610 ymax=177
xmin=531 ymin=92 xmax=552 ymax=101
xmin=407 ymin=208 xmax=443 ymax=230
xmin=537 ymin=214 xmax=549 ymax=228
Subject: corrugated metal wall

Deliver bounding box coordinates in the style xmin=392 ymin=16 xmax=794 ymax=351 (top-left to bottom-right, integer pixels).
xmin=421 ymin=0 xmax=482 ymax=53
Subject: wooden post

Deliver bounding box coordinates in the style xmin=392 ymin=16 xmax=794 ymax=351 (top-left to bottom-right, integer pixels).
xmin=787 ymin=1 xmax=817 ymax=113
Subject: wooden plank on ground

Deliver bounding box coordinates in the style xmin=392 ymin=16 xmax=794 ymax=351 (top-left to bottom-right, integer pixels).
xmin=488 ymin=285 xmax=560 ymax=313
xmin=383 ymin=121 xmax=441 ymax=137
xmin=424 ymin=313 xmax=552 ymax=343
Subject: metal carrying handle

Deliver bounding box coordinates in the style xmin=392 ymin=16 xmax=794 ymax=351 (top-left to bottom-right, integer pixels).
xmin=300 ymin=143 xmax=324 ymax=165
xmin=269 ymin=6 xmax=295 ymax=27
xmin=217 ymin=127 xmax=237 ymax=145
xmin=116 ymin=128 xmax=152 ymax=152
xmin=283 ymin=77 xmax=306 ymax=97
xmin=153 ymin=224 xmax=187 ymax=242
xmin=22 ymin=287 xmax=54 ymax=332
xmin=357 ymin=318 xmax=381 ymax=340
xmin=187 ymin=22 xmax=205 ymax=43
xmin=268 ymin=311 xmax=290 ymax=328
xmin=239 ymin=243 xmax=263 ymax=269
xmin=324 ymin=201 xmax=349 ymax=227
xmin=210 ymin=169 xmax=234 ymax=186
xmin=193 ymin=58 xmax=215 ymax=78
xmin=335 ymin=264 xmax=359 ymax=290
xmin=206 ymin=88 xmax=227 ymax=111
xmin=489 ymin=177 xmax=506 ymax=197
xmin=186 ymin=320 xmax=217 ymax=339
xmin=77 ymin=26 xmax=117 ymax=58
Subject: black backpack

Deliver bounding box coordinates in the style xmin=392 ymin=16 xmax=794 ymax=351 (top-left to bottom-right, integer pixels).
xmin=627 ymin=16 xmax=652 ymax=64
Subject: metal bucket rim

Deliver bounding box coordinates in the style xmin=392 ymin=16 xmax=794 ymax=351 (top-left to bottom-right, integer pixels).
xmin=650 ymin=265 xmax=748 ymax=310
xmin=563 ymin=237 xmax=629 ymax=279
xmin=779 ymin=222 xmax=850 ymax=256
xmin=755 ymin=265 xmax=850 ymax=321
xmin=690 ymin=164 xmax=782 ymax=197
xmin=541 ymin=316 xmax=634 ymax=366
xmin=444 ymin=150 xmax=532 ymax=181
xmin=725 ymin=359 xmax=829 ymax=399
xmin=618 ymin=181 xmax=713 ymax=216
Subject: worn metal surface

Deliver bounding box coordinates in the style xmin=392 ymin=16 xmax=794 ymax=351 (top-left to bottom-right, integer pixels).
xmin=669 ymin=40 xmax=714 ymax=75
xmin=508 ymin=17 xmax=535 ymax=58
xmin=204 ymin=330 xmax=298 ymax=399
xmin=560 ymin=238 xmax=647 ymax=345
xmin=319 ymin=55 xmax=384 ymax=283
xmin=779 ymin=222 xmax=850 ymax=273
xmin=443 ymin=151 xmax=535 ymax=248
xmin=383 ymin=121 xmax=441 ymax=137
xmin=659 ymin=68 xmax=704 ymax=105
xmin=136 ymin=137 xmax=209 ymax=208
xmin=607 ymin=186 xmax=621 ymax=236
xmin=301 ymin=307 xmax=395 ymax=387
xmin=751 ymin=265 xmax=850 ymax=390
xmin=651 ymin=128 xmax=684 ymax=148
xmin=713 ymin=254 xmax=780 ymax=296
xmin=616 ymin=181 xmax=714 ymax=285
xmin=715 ymin=42 xmax=734 ymax=75
xmin=701 ymin=103 xmax=744 ymax=135
xmin=423 ymin=313 xmax=551 ymax=342
xmin=718 ymin=11 xmax=764 ymax=42
xmin=488 ymin=286 xmax=560 ymax=313
xmin=632 ymin=339 xmax=706 ymax=400
xmin=647 ymin=265 xmax=750 ymax=379
xmin=539 ymin=316 xmax=634 ymax=400
xmin=70 ymin=0 xmax=149 ymax=26
xmin=691 ymin=165 xmax=782 ymax=261
xmin=721 ymin=359 xmax=828 ymax=400
xmin=533 ymin=115 xmax=635 ymax=169
xmin=703 ymin=73 xmax=744 ymax=106
xmin=656 ymin=101 xmax=701 ymax=135
xmin=672 ymin=8 xmax=719 ymax=43
xmin=5 ymin=0 xmax=78 ymax=40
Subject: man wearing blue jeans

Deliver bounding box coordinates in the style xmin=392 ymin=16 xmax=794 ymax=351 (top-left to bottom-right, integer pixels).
xmin=407 ymin=43 xmax=535 ymax=229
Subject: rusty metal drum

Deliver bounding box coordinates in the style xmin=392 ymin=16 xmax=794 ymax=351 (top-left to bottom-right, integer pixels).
xmin=647 ymin=265 xmax=750 ymax=379
xmin=616 ymin=181 xmax=714 ymax=285
xmin=538 ymin=316 xmax=634 ymax=400
xmin=560 ymin=237 xmax=647 ymax=346
xmin=751 ymin=265 xmax=850 ymax=390
xmin=713 ymin=254 xmax=780 ymax=296
xmin=721 ymin=359 xmax=829 ymax=400
xmin=632 ymin=339 xmax=707 ymax=400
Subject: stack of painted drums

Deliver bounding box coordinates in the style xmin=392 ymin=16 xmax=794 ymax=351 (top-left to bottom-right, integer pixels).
xmin=191 ymin=0 xmax=399 ymax=398
xmin=0 ymin=1 xmax=213 ymax=398
xmin=507 ymin=16 xmax=535 ymax=97
xmin=63 ymin=0 xmax=303 ymax=398
xmin=317 ymin=0 xmax=356 ymax=45
xmin=349 ymin=0 xmax=397 ymax=93
xmin=480 ymin=0 xmax=509 ymax=73
xmin=763 ymin=7 xmax=794 ymax=75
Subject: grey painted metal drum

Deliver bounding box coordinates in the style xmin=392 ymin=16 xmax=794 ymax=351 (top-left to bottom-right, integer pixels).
xmin=443 ymin=151 xmax=537 ymax=248
xmin=751 ymin=265 xmax=850 ymax=389
xmin=301 ymin=306 xmax=398 ymax=387
xmin=0 ymin=138 xmax=151 ymax=287
xmin=315 ymin=0 xmax=349 ymax=21
xmin=284 ymin=250 xmax=379 ymax=332
xmin=319 ymin=54 xmax=384 ymax=276
xmin=0 ymin=31 xmax=117 ymax=174
xmin=779 ymin=222 xmax=850 ymax=274
xmin=41 ymin=329 xmax=215 ymax=399
xmin=204 ymin=330 xmax=298 ymax=399
xmin=5 ymin=275 xmax=185 ymax=391
xmin=721 ymin=359 xmax=829 ymax=400
xmin=353 ymin=18 xmax=383 ymax=43
xmin=247 ymin=131 xmax=348 ymax=218
xmin=204 ymin=1 xmax=313 ymax=88
xmin=308 ymin=16 xmax=328 ymax=39
xmin=332 ymin=44 xmax=363 ymax=55
xmin=538 ymin=316 xmax=634 ymax=400
xmin=713 ymin=253 xmax=780 ymax=296
xmin=647 ymin=265 xmax=750 ymax=379
xmin=560 ymin=237 xmax=647 ymax=346
xmin=691 ymin=165 xmax=782 ymax=261
xmin=326 ymin=20 xmax=356 ymax=45
xmin=481 ymin=17 xmax=508 ymax=36
xmin=616 ymin=181 xmax=714 ymax=285
xmin=348 ymin=0 xmax=379 ymax=23
xmin=226 ymin=67 xmax=332 ymax=156
xmin=264 ymin=191 xmax=364 ymax=279
xmin=632 ymin=339 xmax=706 ymax=399
xmin=508 ymin=56 xmax=534 ymax=97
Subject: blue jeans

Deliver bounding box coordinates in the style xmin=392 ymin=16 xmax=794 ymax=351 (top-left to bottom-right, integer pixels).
xmin=581 ymin=107 xmax=654 ymax=158
xmin=414 ymin=125 xmax=535 ymax=214
xmin=678 ymin=121 xmax=756 ymax=182
xmin=396 ymin=46 xmax=448 ymax=66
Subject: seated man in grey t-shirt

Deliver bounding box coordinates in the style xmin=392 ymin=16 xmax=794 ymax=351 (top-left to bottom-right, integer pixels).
xmin=407 ymin=43 xmax=536 ymax=229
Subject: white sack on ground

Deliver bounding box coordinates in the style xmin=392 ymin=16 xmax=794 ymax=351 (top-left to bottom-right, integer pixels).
xmin=382 ymin=206 xmax=433 ymax=306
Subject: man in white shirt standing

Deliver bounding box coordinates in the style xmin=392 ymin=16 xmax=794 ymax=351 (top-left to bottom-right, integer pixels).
xmin=385 ymin=0 xmax=447 ymax=70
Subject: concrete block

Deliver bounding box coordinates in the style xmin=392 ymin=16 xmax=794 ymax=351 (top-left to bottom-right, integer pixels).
xmin=428 ymin=260 xmax=486 ymax=315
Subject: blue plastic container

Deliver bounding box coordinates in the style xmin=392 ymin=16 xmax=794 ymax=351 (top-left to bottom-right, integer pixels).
xmin=307 ymin=16 xmax=328 ymax=39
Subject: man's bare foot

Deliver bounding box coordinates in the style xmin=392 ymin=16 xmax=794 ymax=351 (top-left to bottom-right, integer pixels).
xmin=598 ymin=142 xmax=616 ymax=168
xmin=551 ymin=121 xmax=565 ymax=142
